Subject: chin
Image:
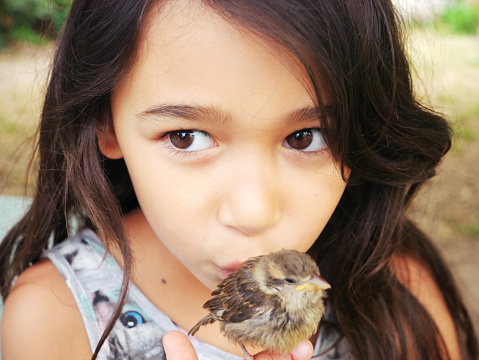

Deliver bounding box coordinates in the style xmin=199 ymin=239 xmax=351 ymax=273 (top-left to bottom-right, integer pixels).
xmin=194 ymin=272 xmax=221 ymax=291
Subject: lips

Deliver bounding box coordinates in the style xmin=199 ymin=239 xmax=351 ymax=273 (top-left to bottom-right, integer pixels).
xmin=219 ymin=262 xmax=243 ymax=279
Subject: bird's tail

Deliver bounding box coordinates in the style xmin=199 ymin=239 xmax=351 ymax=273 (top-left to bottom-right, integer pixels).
xmin=188 ymin=314 xmax=216 ymax=336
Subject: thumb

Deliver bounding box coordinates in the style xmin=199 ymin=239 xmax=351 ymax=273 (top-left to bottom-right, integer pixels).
xmin=163 ymin=331 xmax=198 ymax=360
xmin=254 ymin=340 xmax=314 ymax=360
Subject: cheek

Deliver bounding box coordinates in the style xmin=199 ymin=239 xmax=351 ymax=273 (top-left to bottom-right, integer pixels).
xmin=131 ymin=172 xmax=198 ymax=230
xmin=123 ymin=156 xmax=214 ymax=248
xmin=292 ymin=166 xmax=347 ymax=247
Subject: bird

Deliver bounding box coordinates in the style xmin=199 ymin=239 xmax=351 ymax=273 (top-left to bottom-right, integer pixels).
xmin=188 ymin=249 xmax=330 ymax=359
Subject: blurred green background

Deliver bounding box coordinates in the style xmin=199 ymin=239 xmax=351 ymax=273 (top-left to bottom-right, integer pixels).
xmin=0 ymin=0 xmax=70 ymax=47
xmin=0 ymin=0 xmax=478 ymax=332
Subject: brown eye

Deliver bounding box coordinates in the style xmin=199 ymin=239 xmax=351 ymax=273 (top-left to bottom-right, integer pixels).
xmin=167 ymin=130 xmax=214 ymax=151
xmin=169 ymin=131 xmax=194 ymax=149
xmin=284 ymin=129 xmax=324 ymax=151
xmin=286 ymin=130 xmax=312 ymax=149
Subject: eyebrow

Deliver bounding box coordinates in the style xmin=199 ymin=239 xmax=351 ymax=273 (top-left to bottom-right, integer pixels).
xmin=137 ymin=104 xmax=231 ymax=124
xmin=136 ymin=103 xmax=322 ymax=125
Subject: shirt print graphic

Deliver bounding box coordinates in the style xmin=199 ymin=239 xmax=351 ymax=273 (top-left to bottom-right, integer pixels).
xmin=51 ymin=235 xmax=167 ymax=360
xmin=44 ymin=230 xmax=353 ymax=360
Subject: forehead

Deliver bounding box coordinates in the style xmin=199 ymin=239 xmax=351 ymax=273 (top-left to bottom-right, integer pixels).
xmin=113 ymin=0 xmax=316 ymax=122
xmin=144 ymin=0 xmax=304 ymax=72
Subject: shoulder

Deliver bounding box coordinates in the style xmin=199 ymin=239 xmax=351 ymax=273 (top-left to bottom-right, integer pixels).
xmin=1 ymin=260 xmax=92 ymax=360
xmin=391 ymin=254 xmax=461 ymax=360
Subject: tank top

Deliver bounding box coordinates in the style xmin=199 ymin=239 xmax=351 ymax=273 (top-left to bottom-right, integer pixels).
xmin=42 ymin=229 xmax=353 ymax=359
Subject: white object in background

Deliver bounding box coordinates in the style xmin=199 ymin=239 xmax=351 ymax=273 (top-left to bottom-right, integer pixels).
xmin=0 ymin=195 xmax=32 ymax=241
xmin=392 ymin=0 xmax=450 ymax=21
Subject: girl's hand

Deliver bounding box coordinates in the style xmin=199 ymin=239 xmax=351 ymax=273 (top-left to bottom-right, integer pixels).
xmin=163 ymin=331 xmax=198 ymax=360
xmin=163 ymin=331 xmax=314 ymax=360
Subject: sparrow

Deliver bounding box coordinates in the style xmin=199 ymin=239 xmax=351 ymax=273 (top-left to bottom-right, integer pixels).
xmin=188 ymin=250 xmax=330 ymax=359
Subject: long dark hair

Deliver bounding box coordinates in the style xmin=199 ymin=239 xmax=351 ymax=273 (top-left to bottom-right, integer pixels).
xmin=1 ymin=0 xmax=477 ymax=359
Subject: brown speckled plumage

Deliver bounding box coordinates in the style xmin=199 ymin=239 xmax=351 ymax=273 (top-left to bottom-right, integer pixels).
xmin=189 ymin=250 xmax=330 ymax=356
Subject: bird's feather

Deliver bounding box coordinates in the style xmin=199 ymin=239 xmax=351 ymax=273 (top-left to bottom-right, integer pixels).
xmin=188 ymin=250 xmax=328 ymax=354
xmin=203 ymin=257 xmax=267 ymax=324
xmin=188 ymin=314 xmax=215 ymax=336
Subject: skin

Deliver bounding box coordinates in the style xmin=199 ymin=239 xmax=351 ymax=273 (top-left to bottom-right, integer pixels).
xmin=101 ymin=0 xmax=347 ymax=355
xmin=1 ymin=1 xmax=461 ymax=359
xmin=106 ymin=0 xmax=345 ymax=297
xmin=163 ymin=331 xmax=314 ymax=360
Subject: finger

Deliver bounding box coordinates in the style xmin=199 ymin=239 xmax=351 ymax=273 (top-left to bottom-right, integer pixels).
xmin=163 ymin=330 xmax=199 ymax=360
xmin=253 ymin=340 xmax=314 ymax=360
xmin=289 ymin=340 xmax=314 ymax=360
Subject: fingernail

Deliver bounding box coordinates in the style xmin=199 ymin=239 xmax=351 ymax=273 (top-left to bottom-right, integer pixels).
xmin=291 ymin=340 xmax=313 ymax=360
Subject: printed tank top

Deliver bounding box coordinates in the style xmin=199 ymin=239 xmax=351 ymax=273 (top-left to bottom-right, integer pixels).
xmin=42 ymin=229 xmax=353 ymax=360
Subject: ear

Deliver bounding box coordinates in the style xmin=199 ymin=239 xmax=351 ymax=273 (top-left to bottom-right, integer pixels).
xmin=97 ymin=120 xmax=123 ymax=159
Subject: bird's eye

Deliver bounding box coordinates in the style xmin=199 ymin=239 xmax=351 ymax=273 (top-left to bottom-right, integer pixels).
xmin=284 ymin=278 xmax=296 ymax=284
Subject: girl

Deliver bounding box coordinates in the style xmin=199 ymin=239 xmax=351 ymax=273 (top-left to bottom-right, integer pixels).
xmin=1 ymin=0 xmax=477 ymax=359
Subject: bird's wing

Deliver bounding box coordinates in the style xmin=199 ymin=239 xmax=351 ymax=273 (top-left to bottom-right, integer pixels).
xmin=218 ymin=288 xmax=267 ymax=323
xmin=204 ymin=258 xmax=269 ymax=324
xmin=205 ymin=289 xmax=266 ymax=324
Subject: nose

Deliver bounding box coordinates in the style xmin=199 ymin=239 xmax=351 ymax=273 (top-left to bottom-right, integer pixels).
xmin=217 ymin=158 xmax=281 ymax=236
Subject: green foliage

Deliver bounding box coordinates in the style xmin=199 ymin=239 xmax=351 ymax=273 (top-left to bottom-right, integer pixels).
xmin=454 ymin=124 xmax=476 ymax=141
xmin=458 ymin=213 xmax=479 ymax=237
xmin=1 ymin=0 xmax=71 ymax=47
xmin=10 ymin=25 xmax=49 ymax=45
xmin=440 ymin=1 xmax=479 ymax=35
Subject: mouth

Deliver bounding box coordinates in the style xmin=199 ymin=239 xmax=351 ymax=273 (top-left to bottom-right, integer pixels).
xmin=218 ymin=262 xmax=243 ymax=279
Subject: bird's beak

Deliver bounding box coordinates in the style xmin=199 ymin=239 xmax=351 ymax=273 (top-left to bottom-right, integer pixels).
xmin=295 ymin=274 xmax=331 ymax=292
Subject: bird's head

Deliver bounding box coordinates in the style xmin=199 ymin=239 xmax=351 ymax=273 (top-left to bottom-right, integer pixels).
xmin=254 ymin=250 xmax=330 ymax=306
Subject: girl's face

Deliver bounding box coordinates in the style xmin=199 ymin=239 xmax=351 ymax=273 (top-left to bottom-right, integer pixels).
xmin=104 ymin=1 xmax=348 ymax=290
